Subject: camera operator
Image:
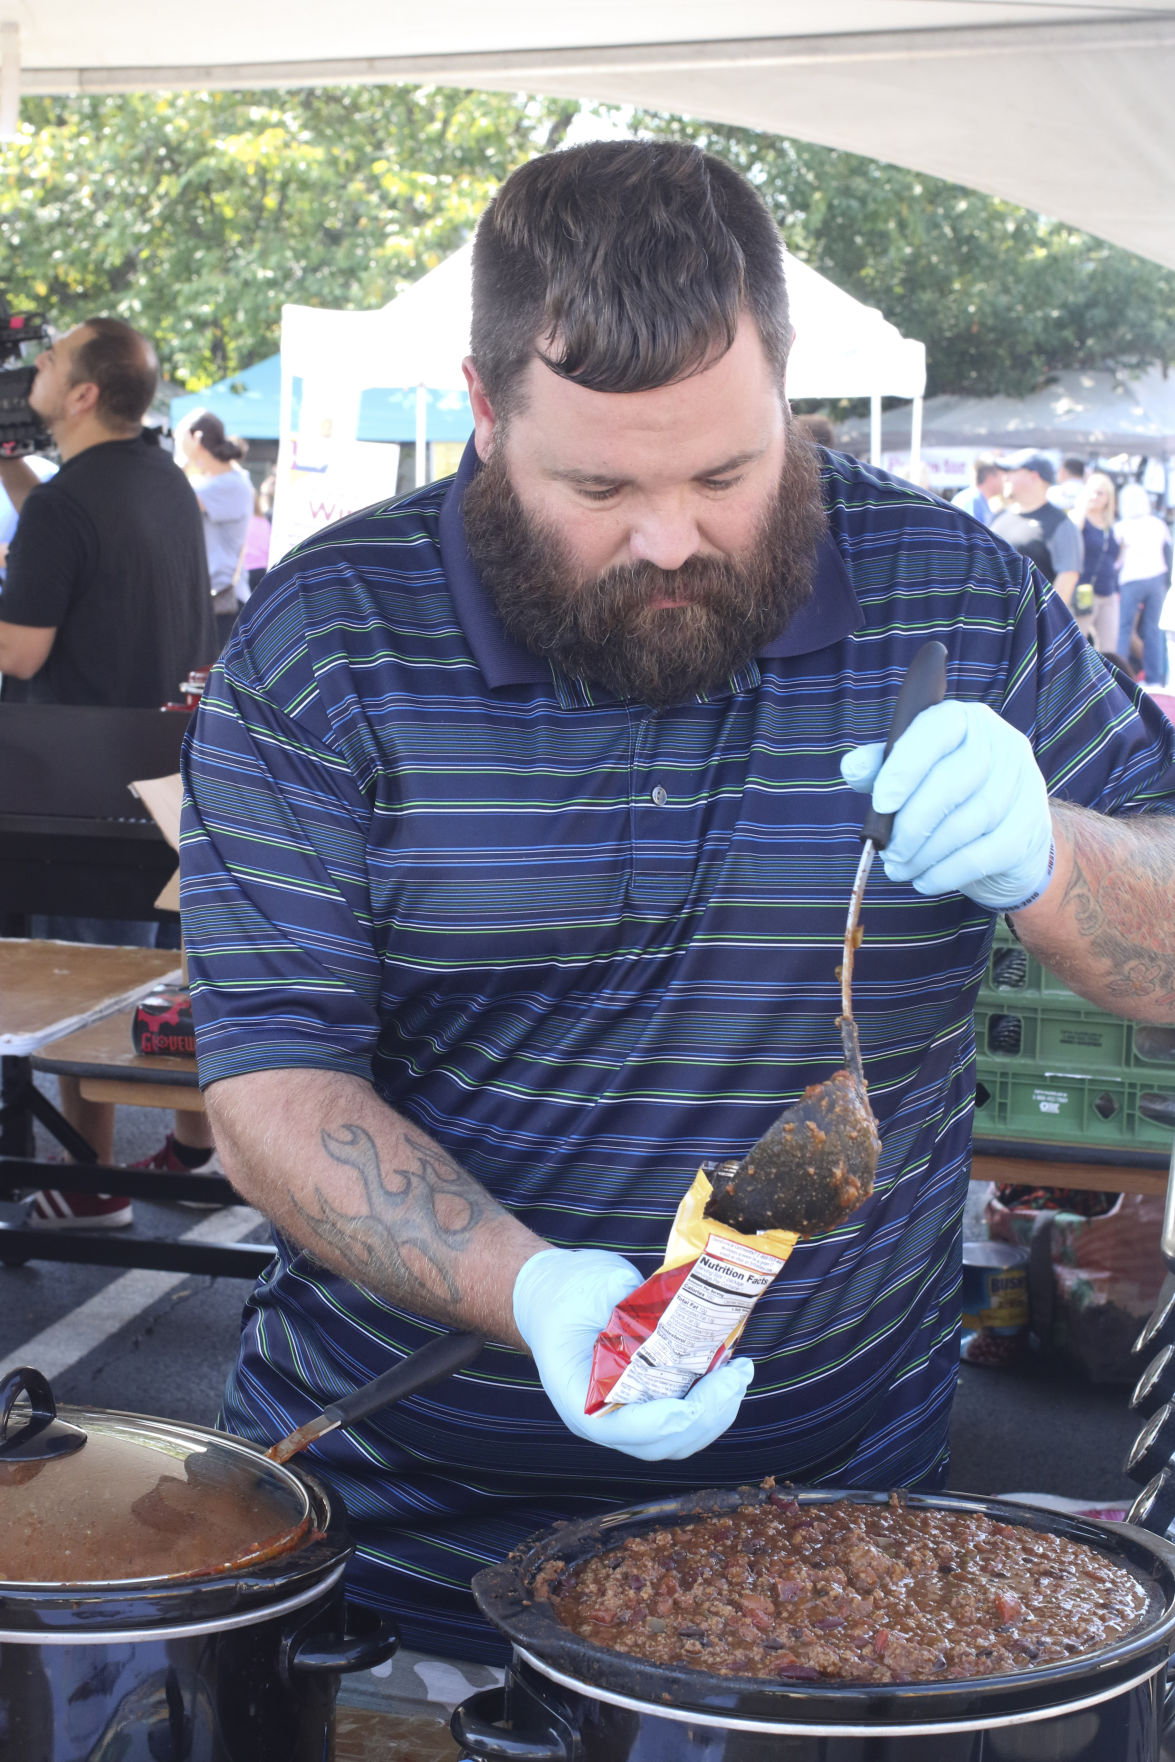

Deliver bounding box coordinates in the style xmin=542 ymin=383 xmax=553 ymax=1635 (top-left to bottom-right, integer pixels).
xmin=0 ymin=317 xmax=219 ymax=1226
xmin=0 ymin=316 xmax=215 ymax=705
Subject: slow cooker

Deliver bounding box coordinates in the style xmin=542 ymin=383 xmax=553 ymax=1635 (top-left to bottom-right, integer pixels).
xmin=454 ymin=1482 xmax=1175 ymax=1761
xmin=0 ymin=1365 xmax=398 ymax=1761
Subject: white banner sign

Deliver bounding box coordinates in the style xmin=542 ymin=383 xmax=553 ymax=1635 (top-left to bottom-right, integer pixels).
xmin=270 ymin=303 xmax=401 ymax=565
xmin=881 ymin=447 xmax=981 ymax=492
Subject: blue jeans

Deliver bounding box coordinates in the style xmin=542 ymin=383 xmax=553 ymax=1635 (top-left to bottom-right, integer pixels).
xmin=1118 ymin=573 xmax=1168 ymax=685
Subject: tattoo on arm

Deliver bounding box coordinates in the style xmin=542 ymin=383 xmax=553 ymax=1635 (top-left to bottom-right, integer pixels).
xmin=1029 ymin=803 xmax=1175 ymax=1010
xmin=290 ymin=1123 xmax=491 ymax=1312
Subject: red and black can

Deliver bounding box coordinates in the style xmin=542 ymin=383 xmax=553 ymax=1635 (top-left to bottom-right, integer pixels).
xmin=132 ymin=988 xmax=196 ymax=1058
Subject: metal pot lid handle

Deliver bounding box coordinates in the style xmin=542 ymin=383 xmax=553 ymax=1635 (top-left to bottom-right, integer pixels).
xmin=0 ymin=1366 xmax=86 ymax=1463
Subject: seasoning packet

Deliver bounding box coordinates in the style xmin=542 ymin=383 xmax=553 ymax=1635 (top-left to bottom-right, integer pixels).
xmin=585 ymin=1161 xmax=800 ymax=1414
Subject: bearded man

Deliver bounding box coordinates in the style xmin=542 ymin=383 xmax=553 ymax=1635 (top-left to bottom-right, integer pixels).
xmin=181 ymin=141 xmax=1175 ymax=1663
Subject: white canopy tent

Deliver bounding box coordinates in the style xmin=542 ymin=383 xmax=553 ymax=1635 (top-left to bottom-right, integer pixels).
xmin=3 ymin=3 xmax=1175 ymax=272
xmin=279 ymin=242 xmax=926 ymax=497
xmin=841 ymin=363 xmax=1175 ymax=458
xmin=783 ymin=255 xmax=926 ymax=466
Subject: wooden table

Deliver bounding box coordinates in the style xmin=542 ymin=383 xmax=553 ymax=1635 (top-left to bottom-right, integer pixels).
xmin=0 ymin=937 xmax=181 ymax=1056
xmin=0 ymin=938 xmax=182 ymax=1161
xmin=30 ymin=1004 xmax=205 ymax=1116
xmin=0 ymin=941 xmax=270 ymax=1280
xmin=973 ymin=1143 xmax=1171 ymax=1201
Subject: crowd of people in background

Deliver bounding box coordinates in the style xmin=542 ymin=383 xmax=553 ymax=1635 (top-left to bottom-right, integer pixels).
xmin=949 ymin=450 xmax=1175 ymax=690
xmin=792 ymin=426 xmax=1175 ymax=691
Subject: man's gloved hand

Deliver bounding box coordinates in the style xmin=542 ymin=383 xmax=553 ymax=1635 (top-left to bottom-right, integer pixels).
xmin=840 ymin=700 xmax=1055 ymax=912
xmin=513 ymin=1247 xmax=753 ymax=1461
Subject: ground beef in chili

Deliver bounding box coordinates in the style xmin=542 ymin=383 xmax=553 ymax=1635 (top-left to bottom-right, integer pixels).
xmin=539 ymin=1493 xmax=1149 ymax=1684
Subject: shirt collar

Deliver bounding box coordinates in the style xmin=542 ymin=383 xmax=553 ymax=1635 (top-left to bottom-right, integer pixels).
xmin=438 ymin=436 xmax=862 ymax=691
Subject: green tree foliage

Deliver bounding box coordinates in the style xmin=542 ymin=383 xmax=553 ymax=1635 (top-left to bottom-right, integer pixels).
xmin=5 ymin=89 xmax=1173 ymax=400
xmin=0 ymin=86 xmax=580 ymax=388
xmin=631 ymin=115 xmax=1175 ymax=397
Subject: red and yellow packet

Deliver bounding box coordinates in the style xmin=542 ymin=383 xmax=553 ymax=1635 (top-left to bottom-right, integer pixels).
xmin=585 ymin=1160 xmax=800 ymax=1414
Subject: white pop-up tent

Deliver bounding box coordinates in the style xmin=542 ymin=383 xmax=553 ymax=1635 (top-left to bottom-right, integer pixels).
xmin=840 ymin=363 xmax=1175 ymax=459
xmin=783 ymin=255 xmax=927 ymax=465
xmin=271 ymin=252 xmax=474 ymax=556
xmin=277 ymin=241 xmax=925 ymax=514
xmin=4 ymin=4 xmax=1175 ymax=274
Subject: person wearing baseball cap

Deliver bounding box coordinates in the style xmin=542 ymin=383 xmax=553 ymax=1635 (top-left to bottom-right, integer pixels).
xmin=991 ymin=451 xmax=1081 ymax=606
xmin=996 ymin=448 xmax=1057 ymax=485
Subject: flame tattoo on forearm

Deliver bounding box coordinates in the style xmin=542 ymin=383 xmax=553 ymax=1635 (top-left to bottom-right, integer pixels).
xmin=291 ymin=1123 xmax=491 ymax=1313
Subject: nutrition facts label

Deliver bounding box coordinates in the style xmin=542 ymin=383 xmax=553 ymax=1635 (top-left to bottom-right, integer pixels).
xmin=608 ymin=1234 xmax=789 ymax=1405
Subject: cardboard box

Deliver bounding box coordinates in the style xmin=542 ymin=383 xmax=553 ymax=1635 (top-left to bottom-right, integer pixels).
xmin=128 ymin=772 xmax=183 ymax=915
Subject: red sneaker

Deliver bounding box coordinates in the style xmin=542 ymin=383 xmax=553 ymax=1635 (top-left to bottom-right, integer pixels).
xmin=26 ymin=1189 xmax=134 ymax=1230
xmin=130 ymin=1135 xmax=224 ymax=1208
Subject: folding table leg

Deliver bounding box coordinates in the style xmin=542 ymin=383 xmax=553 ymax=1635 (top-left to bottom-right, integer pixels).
xmin=0 ymin=1057 xmax=35 ymax=1158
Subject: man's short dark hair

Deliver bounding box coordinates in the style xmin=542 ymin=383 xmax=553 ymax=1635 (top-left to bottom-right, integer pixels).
xmin=471 ymin=141 xmax=790 ymax=416
xmin=71 ymin=318 xmax=158 ymax=430
xmin=1061 ymin=455 xmax=1087 ymax=480
xmin=975 ymin=456 xmax=1002 ymax=486
xmin=795 ymin=414 xmax=837 ymax=448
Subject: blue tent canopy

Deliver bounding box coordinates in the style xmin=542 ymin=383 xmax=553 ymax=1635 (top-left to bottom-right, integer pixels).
xmin=169 ymin=353 xmax=472 ymax=444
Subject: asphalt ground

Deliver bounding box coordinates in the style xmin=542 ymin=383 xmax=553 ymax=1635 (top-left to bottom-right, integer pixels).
xmin=0 ymin=1080 xmax=263 ymax=1423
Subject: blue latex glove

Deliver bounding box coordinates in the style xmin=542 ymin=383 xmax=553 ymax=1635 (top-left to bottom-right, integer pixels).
xmin=841 ymin=700 xmax=1055 ymax=911
xmin=512 ymin=1247 xmax=753 ymax=1461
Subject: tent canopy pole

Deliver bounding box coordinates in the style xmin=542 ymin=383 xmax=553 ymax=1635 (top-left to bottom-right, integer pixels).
xmin=415 ymin=382 xmax=428 ymax=487
xmin=0 ymin=24 xmax=20 ymax=139
xmin=909 ymin=395 xmax=923 ymax=472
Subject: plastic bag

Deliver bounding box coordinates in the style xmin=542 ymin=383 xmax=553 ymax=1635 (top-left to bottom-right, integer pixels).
xmin=986 ymin=1190 xmax=1166 ymax=1382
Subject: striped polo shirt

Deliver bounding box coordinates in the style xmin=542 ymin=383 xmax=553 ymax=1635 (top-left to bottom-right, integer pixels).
xmin=180 ymin=442 xmax=1175 ymax=1660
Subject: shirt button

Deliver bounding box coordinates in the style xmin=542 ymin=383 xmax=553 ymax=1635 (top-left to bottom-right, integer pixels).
xmin=651 ymin=785 xmax=668 ymax=806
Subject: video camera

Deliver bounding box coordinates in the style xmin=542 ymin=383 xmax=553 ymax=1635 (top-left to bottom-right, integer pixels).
xmin=0 ymin=302 xmax=52 ymax=458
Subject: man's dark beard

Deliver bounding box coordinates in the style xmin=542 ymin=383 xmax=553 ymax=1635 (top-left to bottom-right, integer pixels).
xmin=462 ymin=424 xmax=827 ymax=710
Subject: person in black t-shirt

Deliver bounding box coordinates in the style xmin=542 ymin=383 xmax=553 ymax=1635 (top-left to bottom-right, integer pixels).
xmin=0 ymin=316 xmax=215 ymax=705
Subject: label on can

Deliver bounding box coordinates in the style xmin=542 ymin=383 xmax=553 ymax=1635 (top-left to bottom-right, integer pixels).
xmin=961 ymin=1243 xmax=1030 ymax=1336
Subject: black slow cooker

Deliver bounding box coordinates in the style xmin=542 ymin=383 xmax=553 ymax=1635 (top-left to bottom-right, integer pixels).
xmin=454 ymin=1483 xmax=1175 ymax=1761
xmin=0 ymin=1366 xmax=398 ymax=1761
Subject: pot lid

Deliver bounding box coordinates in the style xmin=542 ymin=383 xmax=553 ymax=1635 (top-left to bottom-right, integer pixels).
xmin=0 ymin=1368 xmax=312 ymax=1587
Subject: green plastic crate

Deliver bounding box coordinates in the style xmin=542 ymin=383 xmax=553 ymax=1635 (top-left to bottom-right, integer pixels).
xmin=973 ymin=1060 xmax=1175 ymax=1151
xmin=979 ymin=924 xmax=1078 ymax=1002
xmin=976 ymin=921 xmax=1175 ymax=1107
xmin=975 ymin=999 xmax=1175 ymax=1073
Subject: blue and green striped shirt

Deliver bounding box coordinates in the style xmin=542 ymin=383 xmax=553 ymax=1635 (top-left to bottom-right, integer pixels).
xmin=180 ymin=442 xmax=1175 ymax=1659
